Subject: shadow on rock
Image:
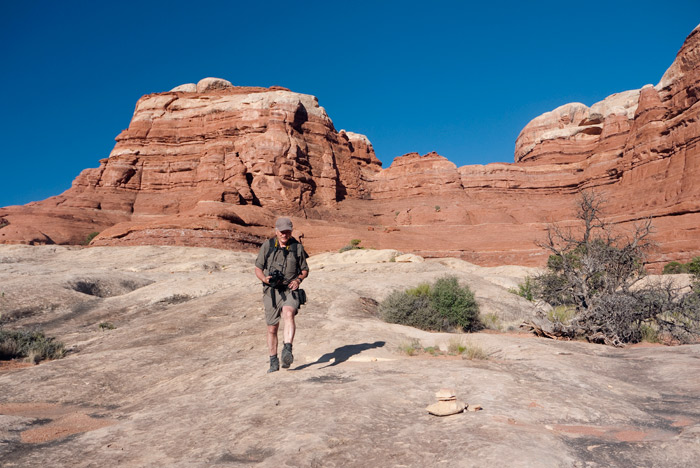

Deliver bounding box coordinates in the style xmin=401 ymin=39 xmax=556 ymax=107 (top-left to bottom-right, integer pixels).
xmin=293 ymin=341 xmax=385 ymax=370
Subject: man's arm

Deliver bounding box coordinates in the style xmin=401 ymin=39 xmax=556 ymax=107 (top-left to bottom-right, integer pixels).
xmin=288 ymin=269 xmax=308 ymax=291
xmin=255 ymin=267 xmax=271 ymax=284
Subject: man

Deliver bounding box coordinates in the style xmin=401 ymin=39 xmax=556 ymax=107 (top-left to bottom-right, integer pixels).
xmin=255 ymin=217 xmax=309 ymax=373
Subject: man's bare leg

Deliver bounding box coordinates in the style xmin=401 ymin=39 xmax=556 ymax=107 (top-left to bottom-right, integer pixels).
xmin=281 ymin=306 xmax=296 ymax=368
xmin=267 ymin=323 xmax=280 ymax=372
xmin=282 ymin=306 xmax=296 ymax=344
xmin=267 ymin=324 xmax=279 ymax=356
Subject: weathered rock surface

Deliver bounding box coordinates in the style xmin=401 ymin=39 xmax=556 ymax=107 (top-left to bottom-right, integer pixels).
xmin=2 ymin=25 xmax=699 ymax=270
xmin=1 ymin=245 xmax=699 ymax=467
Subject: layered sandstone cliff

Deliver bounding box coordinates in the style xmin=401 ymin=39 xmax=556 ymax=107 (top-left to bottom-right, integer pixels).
xmin=1 ymin=26 xmax=699 ymax=269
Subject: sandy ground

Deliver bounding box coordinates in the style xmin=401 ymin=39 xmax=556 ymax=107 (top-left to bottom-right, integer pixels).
xmin=0 ymin=245 xmax=698 ymax=467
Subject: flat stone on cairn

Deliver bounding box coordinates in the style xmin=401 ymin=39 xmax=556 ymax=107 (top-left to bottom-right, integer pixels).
xmin=426 ymin=388 xmax=466 ymax=416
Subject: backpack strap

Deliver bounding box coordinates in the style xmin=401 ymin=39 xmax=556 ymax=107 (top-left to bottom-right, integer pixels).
xmin=263 ymin=237 xmax=277 ymax=272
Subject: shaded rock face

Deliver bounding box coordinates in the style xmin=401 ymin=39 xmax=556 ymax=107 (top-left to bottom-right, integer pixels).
xmin=2 ymin=27 xmax=700 ymax=270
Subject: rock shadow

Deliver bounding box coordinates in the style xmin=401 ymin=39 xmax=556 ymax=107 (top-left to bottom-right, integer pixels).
xmin=293 ymin=341 xmax=385 ymax=370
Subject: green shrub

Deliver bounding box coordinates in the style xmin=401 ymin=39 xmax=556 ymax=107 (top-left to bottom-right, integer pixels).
xmin=0 ymin=329 xmax=65 ymax=363
xmin=662 ymin=257 xmax=700 ymax=276
xmin=430 ymin=276 xmax=480 ymax=332
xmin=509 ymin=277 xmax=535 ymax=301
xmin=663 ymin=261 xmax=688 ymax=274
xmin=98 ymin=321 xmax=116 ymax=330
xmin=380 ymin=275 xmax=480 ymax=332
xmin=83 ymin=231 xmax=100 ymax=246
xmin=380 ymin=290 xmax=443 ymax=331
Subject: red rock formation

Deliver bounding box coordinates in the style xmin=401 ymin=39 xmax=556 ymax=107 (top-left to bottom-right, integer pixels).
xmin=2 ymin=25 xmax=700 ymax=271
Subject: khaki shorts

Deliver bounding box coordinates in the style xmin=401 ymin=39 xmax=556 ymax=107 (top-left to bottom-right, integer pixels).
xmin=263 ymin=287 xmax=301 ymax=326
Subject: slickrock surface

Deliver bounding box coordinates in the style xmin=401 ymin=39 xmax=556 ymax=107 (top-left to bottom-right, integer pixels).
xmin=1 ymin=245 xmax=699 ymax=467
xmin=2 ymin=26 xmax=700 ymax=271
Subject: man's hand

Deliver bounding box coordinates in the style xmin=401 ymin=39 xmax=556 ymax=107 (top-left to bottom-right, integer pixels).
xmin=288 ymin=278 xmax=301 ymax=290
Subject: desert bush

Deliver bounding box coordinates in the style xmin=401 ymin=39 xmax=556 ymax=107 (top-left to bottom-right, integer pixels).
xmin=82 ymin=231 xmax=100 ymax=245
xmin=380 ymin=275 xmax=480 ymax=332
xmin=339 ymin=239 xmax=365 ymax=253
xmin=431 ymin=276 xmax=480 ymax=331
xmin=509 ymin=276 xmax=535 ymax=301
xmin=0 ymin=329 xmax=65 ymax=363
xmin=380 ymin=290 xmax=443 ymax=331
xmin=547 ymin=305 xmax=576 ymax=325
xmin=663 ymin=261 xmax=688 ymax=274
xmin=397 ymin=338 xmax=422 ymax=356
xmin=689 ymin=257 xmax=700 ymax=277
xmin=532 ymin=192 xmax=700 ymax=346
xmin=640 ymin=322 xmax=659 ymax=343
xmin=662 ymin=257 xmax=700 ymax=276
xmin=447 ymin=337 xmax=467 ymax=354
xmin=447 ymin=337 xmax=488 ymax=359
xmin=463 ymin=342 xmax=488 ymax=360
xmin=481 ymin=313 xmax=501 ymax=330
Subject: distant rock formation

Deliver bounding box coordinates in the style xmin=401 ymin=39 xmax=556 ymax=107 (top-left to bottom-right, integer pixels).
xmin=2 ymin=26 xmax=699 ymax=270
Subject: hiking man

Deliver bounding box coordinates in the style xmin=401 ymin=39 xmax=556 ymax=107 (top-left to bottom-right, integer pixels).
xmin=254 ymin=217 xmax=309 ymax=373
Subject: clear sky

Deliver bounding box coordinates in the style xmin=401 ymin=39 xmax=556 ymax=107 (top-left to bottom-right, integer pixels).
xmin=2 ymin=1 xmax=699 ymax=207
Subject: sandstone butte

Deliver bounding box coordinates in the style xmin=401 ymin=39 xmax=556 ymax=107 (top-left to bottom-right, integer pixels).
xmin=1 ymin=26 xmax=699 ymax=271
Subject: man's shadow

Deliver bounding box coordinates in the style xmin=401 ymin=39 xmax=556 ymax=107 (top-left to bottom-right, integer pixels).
xmin=293 ymin=341 xmax=385 ymax=370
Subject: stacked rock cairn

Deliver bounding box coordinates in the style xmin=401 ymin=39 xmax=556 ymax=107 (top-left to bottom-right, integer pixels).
xmin=426 ymin=388 xmax=482 ymax=416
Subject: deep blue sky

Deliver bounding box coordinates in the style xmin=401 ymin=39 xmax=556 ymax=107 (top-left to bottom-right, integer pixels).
xmin=2 ymin=1 xmax=698 ymax=207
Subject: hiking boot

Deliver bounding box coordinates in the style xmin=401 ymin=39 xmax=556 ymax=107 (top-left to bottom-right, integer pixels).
xmin=268 ymin=355 xmax=279 ymax=373
xmin=281 ymin=343 xmax=294 ymax=368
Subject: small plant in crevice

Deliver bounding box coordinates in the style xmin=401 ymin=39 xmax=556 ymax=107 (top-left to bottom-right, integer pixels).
xmin=397 ymin=337 xmax=489 ymax=360
xmin=159 ymin=294 xmax=194 ymax=305
xmin=397 ymin=338 xmax=422 ymax=356
xmin=98 ymin=321 xmax=116 ymax=331
xmin=481 ymin=313 xmax=502 ymax=331
xmin=339 ymin=238 xmax=365 ymax=253
xmin=82 ymin=231 xmax=100 ymax=246
xmin=508 ymin=277 xmax=535 ymax=301
xmin=447 ymin=337 xmax=488 ymax=359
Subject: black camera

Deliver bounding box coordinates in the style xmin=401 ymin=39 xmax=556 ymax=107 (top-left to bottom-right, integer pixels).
xmin=268 ymin=270 xmax=285 ymax=288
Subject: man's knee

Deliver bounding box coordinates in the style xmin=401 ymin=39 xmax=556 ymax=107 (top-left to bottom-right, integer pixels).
xmin=267 ymin=324 xmax=279 ymax=334
xmin=281 ymin=306 xmax=296 ymax=319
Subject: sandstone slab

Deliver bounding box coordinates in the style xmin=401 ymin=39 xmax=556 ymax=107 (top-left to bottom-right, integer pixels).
xmin=0 ymin=245 xmax=698 ymax=467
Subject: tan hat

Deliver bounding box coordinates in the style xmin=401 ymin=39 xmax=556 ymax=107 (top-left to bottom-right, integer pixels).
xmin=275 ymin=217 xmax=293 ymax=232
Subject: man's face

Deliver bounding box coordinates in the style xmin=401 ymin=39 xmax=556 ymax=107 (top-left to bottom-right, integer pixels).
xmin=276 ymin=229 xmax=292 ymax=245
